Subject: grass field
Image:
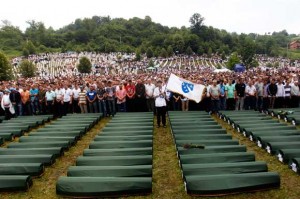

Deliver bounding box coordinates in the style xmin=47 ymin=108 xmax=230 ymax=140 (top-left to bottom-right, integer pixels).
xmin=1 ymin=114 xmax=300 ymax=199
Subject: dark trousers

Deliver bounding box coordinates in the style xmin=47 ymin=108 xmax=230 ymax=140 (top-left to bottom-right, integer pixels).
xmin=256 ymin=96 xmax=263 ymax=110
xmin=135 ymin=97 xmax=146 ymax=112
xmin=146 ymin=98 xmax=155 ymax=112
xmin=156 ymin=106 xmax=167 ymax=126
xmin=4 ymin=107 xmax=12 ymax=120
xmin=263 ymin=97 xmax=270 ymax=110
xmin=245 ymin=96 xmax=256 ymax=110
xmin=275 ymin=97 xmax=284 ymax=109
xmin=73 ymin=99 xmax=80 ymax=113
xmin=126 ymin=97 xmax=135 ymax=112
xmin=55 ymin=101 xmax=63 ymax=117
xmin=46 ymin=101 xmax=54 ymax=114
xmin=226 ymin=98 xmax=235 ymax=110
xmin=211 ymin=99 xmax=220 ymax=113
xmin=22 ymin=102 xmax=31 ymax=115
xmin=63 ymin=101 xmax=70 ymax=116
xmin=291 ymin=96 xmax=299 ymax=108
xmin=284 ymin=97 xmax=291 ymax=108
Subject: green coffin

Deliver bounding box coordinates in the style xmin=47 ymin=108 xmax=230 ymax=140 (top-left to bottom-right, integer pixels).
xmin=102 ymin=126 xmax=153 ymax=131
xmin=180 ymin=152 xmax=255 ymax=164
xmin=257 ymin=135 xmax=300 ymax=148
xmin=184 ymin=172 xmax=280 ymax=195
xmin=83 ymin=148 xmax=152 ymax=156
xmin=172 ymin=129 xmax=227 ymax=135
xmin=178 ymin=145 xmax=247 ymax=155
xmin=277 ymin=149 xmax=300 ymax=163
xmin=266 ymin=142 xmax=300 ymax=154
xmin=67 ymin=165 xmax=152 ymax=177
xmin=0 ymin=175 xmax=33 ymax=191
xmin=175 ymin=134 xmax=233 ymax=140
xmin=89 ymin=141 xmax=152 ymax=149
xmin=31 ymin=131 xmax=82 ymax=137
xmin=243 ymin=129 xmax=299 ymax=138
xmin=0 ymin=129 xmax=24 ymax=137
xmin=0 ymin=137 xmax=3 ymax=146
xmin=7 ymin=141 xmax=71 ymax=150
xmin=0 ymin=155 xmax=56 ymax=166
xmin=56 ymin=176 xmax=152 ymax=197
xmin=19 ymin=136 xmax=77 ymax=145
xmin=176 ymin=140 xmax=239 ymax=147
xmin=0 ymin=125 xmax=30 ymax=132
xmin=0 ymin=148 xmax=64 ymax=157
xmin=0 ymin=133 xmax=13 ymax=141
xmin=100 ymin=131 xmax=152 ymax=136
xmin=289 ymin=158 xmax=300 ymax=174
xmin=0 ymin=163 xmax=44 ymax=176
xmin=94 ymin=135 xmax=152 ymax=141
xmin=172 ymin=125 xmax=222 ymax=130
xmin=182 ymin=161 xmax=268 ymax=176
xmin=76 ymin=155 xmax=152 ymax=166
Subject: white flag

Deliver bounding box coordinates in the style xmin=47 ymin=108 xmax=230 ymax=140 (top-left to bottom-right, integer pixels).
xmin=166 ymin=73 xmax=205 ymax=103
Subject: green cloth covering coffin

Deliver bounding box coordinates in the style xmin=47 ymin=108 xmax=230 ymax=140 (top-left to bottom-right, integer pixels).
xmin=94 ymin=135 xmax=152 ymax=141
xmin=56 ymin=177 xmax=152 ymax=197
xmin=181 ymin=161 xmax=268 ymax=176
xmin=172 ymin=129 xmax=227 ymax=135
xmin=19 ymin=136 xmax=77 ymax=146
xmin=76 ymin=155 xmax=152 ymax=166
xmin=0 ymin=148 xmax=64 ymax=157
xmin=256 ymin=135 xmax=300 ymax=148
xmin=185 ymin=172 xmax=280 ymax=195
xmin=289 ymin=158 xmax=300 ymax=174
xmin=179 ymin=152 xmax=255 ymax=164
xmin=178 ymin=145 xmax=246 ymax=155
xmin=83 ymin=148 xmax=152 ymax=156
xmin=7 ymin=141 xmax=71 ymax=150
xmin=175 ymin=139 xmax=239 ymax=147
xmin=67 ymin=165 xmax=152 ymax=177
xmin=277 ymin=149 xmax=300 ymax=163
xmin=0 ymin=175 xmax=33 ymax=191
xmin=0 ymin=163 xmax=44 ymax=176
xmin=89 ymin=141 xmax=152 ymax=149
xmin=0 ymin=155 xmax=56 ymax=166
xmin=265 ymin=142 xmax=300 ymax=154
xmin=0 ymin=133 xmax=13 ymax=141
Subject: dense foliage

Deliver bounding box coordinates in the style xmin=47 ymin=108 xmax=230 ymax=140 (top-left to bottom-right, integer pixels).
xmin=0 ymin=14 xmax=299 ymax=66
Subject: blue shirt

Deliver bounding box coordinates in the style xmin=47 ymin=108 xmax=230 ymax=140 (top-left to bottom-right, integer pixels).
xmin=219 ymin=84 xmax=226 ymax=96
xmin=30 ymin=88 xmax=39 ymax=101
xmin=86 ymin=90 xmax=97 ymax=101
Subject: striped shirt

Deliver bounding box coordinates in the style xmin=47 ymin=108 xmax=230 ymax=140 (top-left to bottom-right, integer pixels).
xmin=284 ymin=85 xmax=291 ymax=97
xmin=79 ymin=91 xmax=87 ymax=104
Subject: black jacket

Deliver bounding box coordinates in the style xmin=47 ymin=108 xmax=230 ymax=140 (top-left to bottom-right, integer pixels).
xmin=268 ymin=83 xmax=278 ymax=96
xmin=10 ymin=91 xmax=21 ymax=103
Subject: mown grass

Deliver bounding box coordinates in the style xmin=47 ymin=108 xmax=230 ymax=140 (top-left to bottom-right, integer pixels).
xmin=1 ymin=114 xmax=300 ymax=199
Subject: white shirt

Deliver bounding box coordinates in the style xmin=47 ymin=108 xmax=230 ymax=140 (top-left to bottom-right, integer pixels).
xmin=55 ymin=89 xmax=63 ymax=101
xmin=153 ymin=86 xmax=166 ymax=107
xmin=145 ymin=83 xmax=155 ymax=98
xmin=63 ymin=88 xmax=73 ymax=102
xmin=72 ymin=88 xmax=80 ymax=99
xmin=245 ymin=85 xmax=256 ymax=96
xmin=1 ymin=94 xmax=11 ymax=108
xmin=45 ymin=91 xmax=56 ymax=101
xmin=276 ymin=83 xmax=285 ymax=97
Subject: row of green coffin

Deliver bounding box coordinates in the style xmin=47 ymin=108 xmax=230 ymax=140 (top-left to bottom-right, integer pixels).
xmin=169 ymin=112 xmax=280 ymax=195
xmin=220 ymin=111 xmax=300 ymax=174
xmin=0 ymin=114 xmax=101 ymax=191
xmin=56 ymin=115 xmax=153 ymax=197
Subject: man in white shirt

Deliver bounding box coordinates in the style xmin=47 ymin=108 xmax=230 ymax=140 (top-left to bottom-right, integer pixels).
xmin=153 ymin=79 xmax=167 ymax=128
xmin=1 ymin=89 xmax=14 ymax=120
xmin=145 ymin=79 xmax=155 ymax=113
xmin=276 ymin=79 xmax=285 ymax=109
xmin=245 ymin=80 xmax=256 ymax=110
xmin=62 ymin=84 xmax=73 ymax=116
xmin=72 ymin=84 xmax=81 ymax=113
xmin=54 ymin=85 xmax=64 ymax=117
xmin=45 ymin=86 xmax=55 ymax=114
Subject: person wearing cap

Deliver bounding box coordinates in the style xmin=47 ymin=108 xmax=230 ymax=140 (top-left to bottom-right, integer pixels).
xmin=1 ymin=89 xmax=14 ymax=120
xmin=153 ymin=79 xmax=167 ymax=128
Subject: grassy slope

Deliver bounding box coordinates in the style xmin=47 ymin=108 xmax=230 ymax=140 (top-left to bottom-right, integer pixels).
xmin=1 ymin=115 xmax=300 ymax=199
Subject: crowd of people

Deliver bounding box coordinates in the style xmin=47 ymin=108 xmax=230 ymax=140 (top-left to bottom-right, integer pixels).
xmin=1 ymin=52 xmax=300 ymax=127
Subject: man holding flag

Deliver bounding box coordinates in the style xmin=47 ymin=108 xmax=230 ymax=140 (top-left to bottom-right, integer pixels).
xmin=153 ymin=79 xmax=167 ymax=128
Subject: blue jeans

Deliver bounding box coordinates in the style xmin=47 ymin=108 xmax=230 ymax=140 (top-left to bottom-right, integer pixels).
xmin=107 ymin=100 xmax=116 ymax=116
xmin=98 ymin=100 xmax=107 ymax=116
xmin=31 ymin=100 xmax=39 ymax=114
xmin=117 ymin=102 xmax=126 ymax=112
xmin=211 ymin=99 xmax=220 ymax=113
xmin=88 ymin=101 xmax=98 ymax=113
xmin=219 ymin=96 xmax=226 ymax=110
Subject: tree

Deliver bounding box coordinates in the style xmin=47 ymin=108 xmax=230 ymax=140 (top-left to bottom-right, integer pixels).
xmin=135 ymin=49 xmax=141 ymax=61
xmin=23 ymin=40 xmax=37 ymax=56
xmin=186 ymin=46 xmax=193 ymax=56
xmin=167 ymin=45 xmax=173 ymax=57
xmin=0 ymin=51 xmax=13 ymax=80
xmin=19 ymin=59 xmax=36 ymax=78
xmin=160 ymin=48 xmax=167 ymax=58
xmin=189 ymin=13 xmax=205 ymax=35
xmin=239 ymin=39 xmax=256 ymax=68
xmin=77 ymin=56 xmax=92 ymax=73
xmin=226 ymin=52 xmax=240 ymax=70
xmin=146 ymin=47 xmax=154 ymax=58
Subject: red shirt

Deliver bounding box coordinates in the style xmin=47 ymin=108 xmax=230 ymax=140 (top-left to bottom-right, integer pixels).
xmin=125 ymin=84 xmax=135 ymax=97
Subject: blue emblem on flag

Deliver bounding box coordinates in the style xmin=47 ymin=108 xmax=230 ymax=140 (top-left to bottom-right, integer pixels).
xmin=181 ymin=81 xmax=194 ymax=93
